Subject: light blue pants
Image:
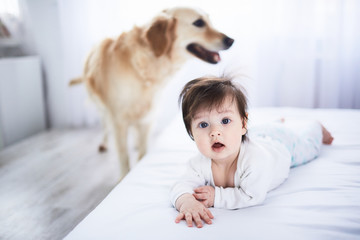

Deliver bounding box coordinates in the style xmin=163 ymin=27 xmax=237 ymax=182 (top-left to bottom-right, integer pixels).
xmin=248 ymin=120 xmax=323 ymax=167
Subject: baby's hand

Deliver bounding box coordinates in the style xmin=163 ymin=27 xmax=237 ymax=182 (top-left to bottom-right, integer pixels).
xmin=193 ymin=186 xmax=215 ymax=207
xmin=175 ymin=193 xmax=214 ymax=228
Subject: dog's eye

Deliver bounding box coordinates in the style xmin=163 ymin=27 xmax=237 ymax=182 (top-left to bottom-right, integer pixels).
xmin=193 ymin=19 xmax=206 ymax=27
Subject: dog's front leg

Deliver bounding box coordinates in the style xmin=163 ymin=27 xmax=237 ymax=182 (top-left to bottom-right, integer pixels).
xmin=135 ymin=122 xmax=151 ymax=161
xmin=98 ymin=114 xmax=110 ymax=152
xmin=113 ymin=121 xmax=130 ymax=180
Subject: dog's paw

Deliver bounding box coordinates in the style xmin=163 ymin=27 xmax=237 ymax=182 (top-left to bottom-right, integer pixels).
xmin=98 ymin=145 xmax=107 ymax=153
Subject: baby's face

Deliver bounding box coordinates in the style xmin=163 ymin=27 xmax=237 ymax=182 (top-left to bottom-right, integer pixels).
xmin=191 ymin=97 xmax=247 ymax=163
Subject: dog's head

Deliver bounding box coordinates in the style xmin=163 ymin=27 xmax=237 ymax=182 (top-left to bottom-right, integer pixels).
xmin=146 ymin=7 xmax=234 ymax=64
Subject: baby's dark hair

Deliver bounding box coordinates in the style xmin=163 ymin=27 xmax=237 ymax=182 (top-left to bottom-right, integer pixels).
xmin=179 ymin=75 xmax=248 ymax=141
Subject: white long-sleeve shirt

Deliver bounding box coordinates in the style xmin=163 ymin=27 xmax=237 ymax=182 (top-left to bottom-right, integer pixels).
xmin=170 ymin=137 xmax=292 ymax=209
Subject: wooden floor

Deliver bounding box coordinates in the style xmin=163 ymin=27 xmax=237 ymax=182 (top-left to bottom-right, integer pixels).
xmin=0 ymin=128 xmax=121 ymax=240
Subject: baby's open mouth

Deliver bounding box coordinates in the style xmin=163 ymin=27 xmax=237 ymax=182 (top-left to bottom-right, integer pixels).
xmin=212 ymin=142 xmax=225 ymax=151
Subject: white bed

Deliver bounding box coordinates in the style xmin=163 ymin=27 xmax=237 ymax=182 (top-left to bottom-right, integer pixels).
xmin=65 ymin=108 xmax=360 ymax=240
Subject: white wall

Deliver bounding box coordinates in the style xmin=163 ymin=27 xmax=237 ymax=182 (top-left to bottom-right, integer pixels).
xmin=9 ymin=0 xmax=360 ymax=131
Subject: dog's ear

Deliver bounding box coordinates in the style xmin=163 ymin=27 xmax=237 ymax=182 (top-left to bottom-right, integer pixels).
xmin=146 ymin=17 xmax=176 ymax=57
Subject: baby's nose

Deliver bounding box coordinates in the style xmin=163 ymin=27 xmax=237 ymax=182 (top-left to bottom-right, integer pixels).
xmin=210 ymin=128 xmax=221 ymax=137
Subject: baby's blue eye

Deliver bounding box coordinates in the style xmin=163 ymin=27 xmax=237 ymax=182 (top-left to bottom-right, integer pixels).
xmin=199 ymin=122 xmax=209 ymax=128
xmin=222 ymin=118 xmax=231 ymax=124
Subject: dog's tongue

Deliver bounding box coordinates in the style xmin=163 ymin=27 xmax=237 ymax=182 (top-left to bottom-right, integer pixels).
xmin=211 ymin=52 xmax=221 ymax=63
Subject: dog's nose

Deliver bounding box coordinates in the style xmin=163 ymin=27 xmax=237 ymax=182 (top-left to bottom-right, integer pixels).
xmin=223 ymin=37 xmax=234 ymax=49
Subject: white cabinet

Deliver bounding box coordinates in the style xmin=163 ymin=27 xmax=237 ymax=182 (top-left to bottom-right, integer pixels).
xmin=0 ymin=56 xmax=46 ymax=149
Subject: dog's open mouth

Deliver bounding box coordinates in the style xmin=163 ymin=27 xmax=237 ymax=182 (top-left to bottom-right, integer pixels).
xmin=187 ymin=43 xmax=220 ymax=64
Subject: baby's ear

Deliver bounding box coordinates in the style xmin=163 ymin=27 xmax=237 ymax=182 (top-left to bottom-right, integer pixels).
xmin=241 ymin=112 xmax=248 ymax=135
xmin=244 ymin=112 xmax=249 ymax=125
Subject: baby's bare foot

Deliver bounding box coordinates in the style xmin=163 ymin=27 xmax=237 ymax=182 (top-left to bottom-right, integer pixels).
xmin=322 ymin=125 xmax=334 ymax=144
xmin=276 ymin=117 xmax=285 ymax=123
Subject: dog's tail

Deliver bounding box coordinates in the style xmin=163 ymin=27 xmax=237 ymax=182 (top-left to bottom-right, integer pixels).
xmin=69 ymin=77 xmax=83 ymax=86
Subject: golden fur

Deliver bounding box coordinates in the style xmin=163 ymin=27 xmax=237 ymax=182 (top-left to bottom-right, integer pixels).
xmin=70 ymin=7 xmax=234 ymax=179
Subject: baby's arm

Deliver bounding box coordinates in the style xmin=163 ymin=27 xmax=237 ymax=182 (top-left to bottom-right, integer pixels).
xmin=193 ymin=186 xmax=215 ymax=207
xmin=194 ymin=184 xmax=266 ymax=209
xmin=175 ymin=193 xmax=214 ymax=228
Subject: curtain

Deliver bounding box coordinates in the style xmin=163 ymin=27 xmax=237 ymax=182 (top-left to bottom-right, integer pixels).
xmin=57 ymin=0 xmax=360 ymax=128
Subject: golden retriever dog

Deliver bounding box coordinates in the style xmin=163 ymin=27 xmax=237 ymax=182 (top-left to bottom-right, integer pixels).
xmin=70 ymin=6 xmax=234 ymax=179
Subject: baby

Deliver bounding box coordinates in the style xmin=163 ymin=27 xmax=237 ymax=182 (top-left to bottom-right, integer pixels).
xmin=170 ymin=76 xmax=333 ymax=228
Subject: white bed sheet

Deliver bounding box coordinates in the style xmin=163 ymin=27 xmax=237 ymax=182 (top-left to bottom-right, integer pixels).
xmin=65 ymin=108 xmax=360 ymax=240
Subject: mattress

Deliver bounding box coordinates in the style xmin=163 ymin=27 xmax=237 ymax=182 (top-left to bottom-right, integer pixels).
xmin=65 ymin=108 xmax=360 ymax=240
